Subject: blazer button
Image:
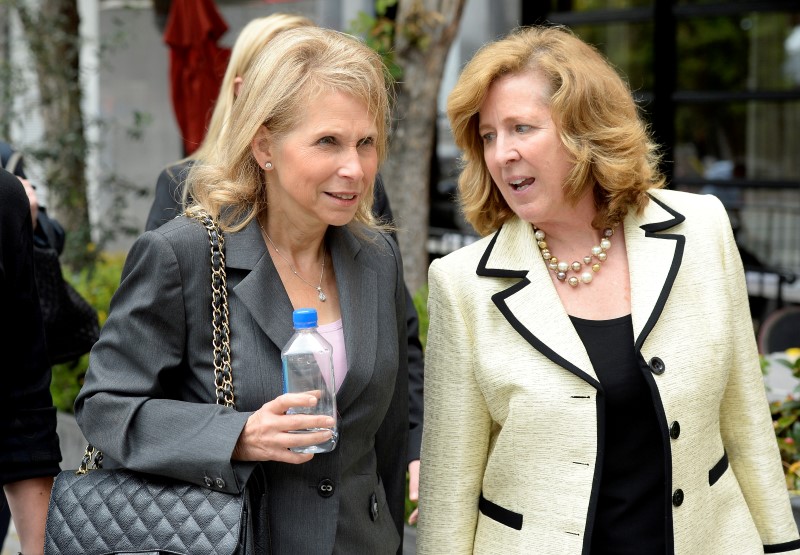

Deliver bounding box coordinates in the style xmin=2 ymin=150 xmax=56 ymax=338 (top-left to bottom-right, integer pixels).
xmin=203 ymin=476 xmax=214 ymax=488
xmin=672 ymin=489 xmax=684 ymax=507
xmin=317 ymin=478 xmax=335 ymax=498
xmin=669 ymin=421 xmax=681 ymax=439
xmin=369 ymin=492 xmax=379 ymax=521
xmin=649 ymin=357 xmax=665 ymax=375
xmin=215 ymin=477 xmax=226 ymax=489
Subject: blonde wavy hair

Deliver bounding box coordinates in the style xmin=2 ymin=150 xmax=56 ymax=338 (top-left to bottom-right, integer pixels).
xmin=186 ymin=26 xmax=392 ymax=231
xmin=448 ymin=25 xmax=665 ymax=236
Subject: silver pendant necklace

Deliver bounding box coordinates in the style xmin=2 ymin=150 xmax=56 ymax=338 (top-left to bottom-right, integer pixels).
xmin=261 ymin=225 xmax=327 ymax=302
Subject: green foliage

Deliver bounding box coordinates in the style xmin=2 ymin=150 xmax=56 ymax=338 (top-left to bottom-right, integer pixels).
xmin=396 ymin=1 xmax=444 ymax=54
xmin=405 ymin=467 xmax=416 ymax=524
xmin=49 ymin=252 xmax=126 ymax=412
xmin=412 ymin=283 xmax=429 ymax=350
xmin=348 ymin=0 xmax=403 ymax=80
xmin=767 ymin=352 xmax=800 ymax=493
xmin=573 ymin=22 xmax=654 ymax=92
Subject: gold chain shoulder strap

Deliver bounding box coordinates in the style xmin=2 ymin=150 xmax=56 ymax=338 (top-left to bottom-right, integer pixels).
xmin=192 ymin=210 xmax=235 ymax=408
xmin=77 ymin=210 xmax=234 ymax=474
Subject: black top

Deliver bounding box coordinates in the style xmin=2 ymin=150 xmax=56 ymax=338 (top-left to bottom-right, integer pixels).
xmin=570 ymin=314 xmax=666 ymax=555
xmin=0 ymin=168 xmax=61 ymax=485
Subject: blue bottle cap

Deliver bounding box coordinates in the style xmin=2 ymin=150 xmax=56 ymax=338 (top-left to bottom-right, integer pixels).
xmin=292 ymin=308 xmax=318 ymax=329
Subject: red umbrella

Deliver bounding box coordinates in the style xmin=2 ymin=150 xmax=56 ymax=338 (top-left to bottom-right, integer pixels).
xmin=164 ymin=0 xmax=231 ymax=156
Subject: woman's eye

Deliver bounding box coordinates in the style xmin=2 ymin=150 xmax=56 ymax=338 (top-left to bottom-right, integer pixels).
xmin=515 ymin=125 xmax=531 ymax=134
xmin=481 ymin=132 xmax=495 ymax=143
xmin=317 ymin=136 xmax=336 ymax=146
xmin=358 ymin=137 xmax=375 ymax=147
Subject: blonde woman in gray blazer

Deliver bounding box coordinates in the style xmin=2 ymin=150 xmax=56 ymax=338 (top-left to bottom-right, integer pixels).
xmin=76 ymin=28 xmax=408 ymax=554
xmin=417 ymin=26 xmax=800 ymax=554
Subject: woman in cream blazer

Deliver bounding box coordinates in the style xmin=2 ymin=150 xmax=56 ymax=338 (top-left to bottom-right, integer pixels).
xmin=418 ymin=26 xmax=800 ymax=554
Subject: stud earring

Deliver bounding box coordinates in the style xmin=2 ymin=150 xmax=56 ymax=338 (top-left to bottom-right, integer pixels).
xmin=265 ymin=161 xmax=273 ymax=170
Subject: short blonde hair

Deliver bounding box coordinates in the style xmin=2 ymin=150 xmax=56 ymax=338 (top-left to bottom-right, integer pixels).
xmin=186 ymin=27 xmax=392 ymax=231
xmin=448 ymin=25 xmax=665 ymax=236
xmin=190 ymin=13 xmax=314 ymax=165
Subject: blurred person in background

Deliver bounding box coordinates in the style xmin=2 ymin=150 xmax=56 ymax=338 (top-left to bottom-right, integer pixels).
xmin=0 ymin=167 xmax=62 ymax=555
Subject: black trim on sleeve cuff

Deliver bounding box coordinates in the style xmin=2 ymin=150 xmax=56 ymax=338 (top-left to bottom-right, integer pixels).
xmin=764 ymin=539 xmax=800 ymax=553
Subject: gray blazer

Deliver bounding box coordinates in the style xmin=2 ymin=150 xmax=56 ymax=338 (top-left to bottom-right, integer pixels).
xmin=75 ymin=216 xmax=409 ymax=554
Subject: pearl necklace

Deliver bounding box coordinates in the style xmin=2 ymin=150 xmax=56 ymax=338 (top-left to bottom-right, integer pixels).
xmin=261 ymin=226 xmax=327 ymax=302
xmin=533 ymin=225 xmax=614 ymax=287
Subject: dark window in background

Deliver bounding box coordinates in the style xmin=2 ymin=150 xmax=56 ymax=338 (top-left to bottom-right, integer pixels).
xmin=528 ymin=1 xmax=800 ymax=185
xmin=571 ymin=21 xmax=655 ymax=94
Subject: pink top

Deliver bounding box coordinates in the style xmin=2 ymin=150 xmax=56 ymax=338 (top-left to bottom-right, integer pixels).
xmin=317 ymin=319 xmax=347 ymax=393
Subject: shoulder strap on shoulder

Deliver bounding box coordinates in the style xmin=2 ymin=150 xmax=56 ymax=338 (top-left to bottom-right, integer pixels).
xmin=4 ymin=151 xmax=22 ymax=174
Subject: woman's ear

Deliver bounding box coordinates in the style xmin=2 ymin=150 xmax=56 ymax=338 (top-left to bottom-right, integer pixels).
xmin=233 ymin=76 xmax=243 ymax=98
xmin=251 ymin=125 xmax=273 ymax=169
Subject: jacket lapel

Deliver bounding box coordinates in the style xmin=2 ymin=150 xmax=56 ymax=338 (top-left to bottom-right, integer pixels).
xmin=328 ymin=226 xmax=378 ymax=413
xmin=225 ymin=222 xmax=378 ymax=413
xmin=227 ymin=219 xmax=295 ymax=351
xmin=625 ymin=192 xmax=686 ymax=350
xmin=480 ymin=217 xmax=598 ymax=387
xmin=480 ymin=192 xmax=686 ymax=386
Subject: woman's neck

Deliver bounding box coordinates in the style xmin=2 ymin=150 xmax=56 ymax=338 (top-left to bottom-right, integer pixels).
xmin=258 ymin=212 xmax=326 ymax=264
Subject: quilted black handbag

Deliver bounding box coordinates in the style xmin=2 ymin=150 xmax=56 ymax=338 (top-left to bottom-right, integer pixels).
xmin=44 ymin=213 xmax=260 ymax=555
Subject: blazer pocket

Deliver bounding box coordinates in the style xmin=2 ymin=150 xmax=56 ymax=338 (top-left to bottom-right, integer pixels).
xmin=479 ymin=493 xmax=523 ymax=530
xmin=708 ymin=450 xmax=729 ymax=486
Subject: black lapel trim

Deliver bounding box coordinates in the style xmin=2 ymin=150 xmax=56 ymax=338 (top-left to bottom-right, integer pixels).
xmin=491 ymin=281 xmax=601 ymax=389
xmin=634 ymin=194 xmax=686 ymax=351
xmin=581 ymin=394 xmax=606 ymax=553
xmin=479 ymin=222 xmax=604 ymax=550
xmin=476 ymin=225 xmax=528 ymax=279
xmin=765 ymin=539 xmax=800 ymax=553
xmin=480 ymin=223 xmax=600 ymax=388
xmin=638 ymin=352 xmax=675 ymax=555
xmin=632 ymin=193 xmax=688 ymax=555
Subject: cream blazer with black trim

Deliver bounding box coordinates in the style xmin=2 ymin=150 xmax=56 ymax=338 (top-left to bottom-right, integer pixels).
xmin=417 ymin=189 xmax=800 ymax=555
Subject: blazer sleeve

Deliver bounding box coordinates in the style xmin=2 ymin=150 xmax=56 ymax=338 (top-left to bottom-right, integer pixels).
xmin=372 ymin=174 xmax=424 ymax=462
xmin=715 ymin=197 xmax=800 ymax=552
xmin=417 ymin=258 xmax=492 ymax=554
xmin=74 ymin=229 xmax=253 ymax=494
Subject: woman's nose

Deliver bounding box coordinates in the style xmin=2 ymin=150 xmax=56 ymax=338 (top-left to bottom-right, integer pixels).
xmin=338 ymin=148 xmax=366 ymax=181
xmin=494 ymin=135 xmax=520 ymax=166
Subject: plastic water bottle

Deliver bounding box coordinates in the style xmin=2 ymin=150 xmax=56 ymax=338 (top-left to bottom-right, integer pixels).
xmin=281 ymin=308 xmax=338 ymax=453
